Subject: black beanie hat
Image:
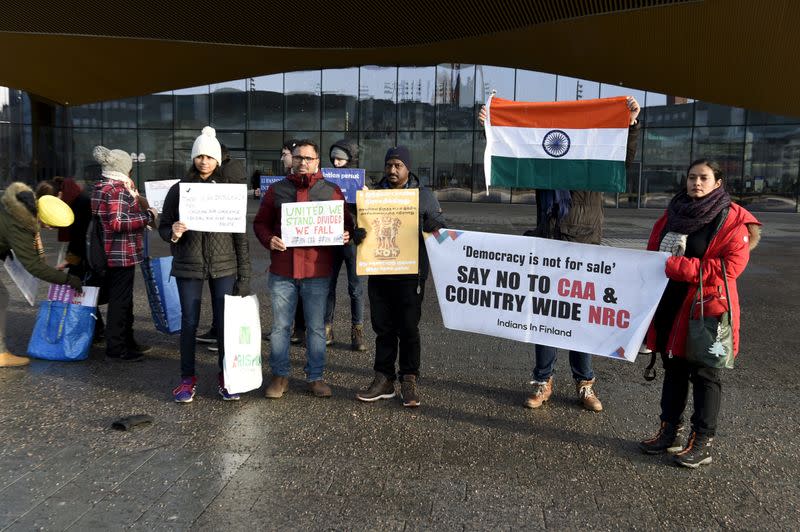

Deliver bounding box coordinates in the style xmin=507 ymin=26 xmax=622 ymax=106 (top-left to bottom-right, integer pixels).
xmin=384 ymin=146 xmax=412 ymax=169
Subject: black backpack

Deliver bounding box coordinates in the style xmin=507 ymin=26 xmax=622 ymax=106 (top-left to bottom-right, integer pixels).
xmin=85 ymin=214 xmax=107 ymax=279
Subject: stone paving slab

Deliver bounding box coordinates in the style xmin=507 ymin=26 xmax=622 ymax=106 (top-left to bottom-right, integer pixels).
xmin=0 ymin=204 xmax=798 ymax=530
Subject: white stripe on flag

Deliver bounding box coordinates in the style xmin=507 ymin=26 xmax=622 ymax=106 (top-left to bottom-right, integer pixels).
xmin=489 ymin=126 xmax=629 ymax=161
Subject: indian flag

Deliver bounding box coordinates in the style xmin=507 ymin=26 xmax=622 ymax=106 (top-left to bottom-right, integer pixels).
xmin=484 ymin=95 xmax=630 ymax=192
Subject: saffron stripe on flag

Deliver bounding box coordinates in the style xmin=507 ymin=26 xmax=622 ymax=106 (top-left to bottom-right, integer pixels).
xmin=489 ymin=96 xmax=630 ymax=129
xmin=490 ymin=157 xmax=626 ymax=192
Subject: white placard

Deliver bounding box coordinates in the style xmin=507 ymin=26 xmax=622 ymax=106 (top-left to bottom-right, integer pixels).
xmin=3 ymin=251 xmax=39 ymax=306
xmin=281 ymin=200 xmax=345 ymax=247
xmin=144 ymin=179 xmax=180 ymax=213
xmin=178 ymin=183 xmax=247 ymax=233
xmin=425 ymin=228 xmax=670 ymax=362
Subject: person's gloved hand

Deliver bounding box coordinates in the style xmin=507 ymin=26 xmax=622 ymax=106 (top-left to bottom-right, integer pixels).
xmin=66 ymin=275 xmax=82 ymax=291
xmin=233 ymin=277 xmax=251 ymax=297
xmin=352 ymin=228 xmax=367 ymax=245
xmin=421 ymin=219 xmax=445 ymax=233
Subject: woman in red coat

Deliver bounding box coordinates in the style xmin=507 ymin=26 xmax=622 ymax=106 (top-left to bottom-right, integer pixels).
xmin=639 ymin=159 xmax=761 ymax=468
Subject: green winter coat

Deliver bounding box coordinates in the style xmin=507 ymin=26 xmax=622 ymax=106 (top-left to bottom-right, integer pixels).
xmin=0 ymin=182 xmax=71 ymax=285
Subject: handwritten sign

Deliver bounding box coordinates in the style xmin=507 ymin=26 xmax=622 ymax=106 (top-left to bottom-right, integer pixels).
xmin=321 ymin=168 xmax=365 ymax=203
xmin=178 ymin=183 xmax=247 ymax=233
xmin=144 ymin=179 xmax=180 ymax=212
xmin=356 ymin=189 xmax=419 ymax=276
xmin=281 ymin=200 xmax=344 ymax=247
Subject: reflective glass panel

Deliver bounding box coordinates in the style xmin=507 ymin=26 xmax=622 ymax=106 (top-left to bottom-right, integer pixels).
xmin=322 ymin=68 xmax=358 ymax=131
xmin=691 ymin=126 xmax=746 ymax=195
xmin=139 ymin=91 xmax=173 ymax=129
xmin=398 ymin=67 xmax=435 ymax=131
xmin=436 ymin=64 xmax=475 ymax=131
xmin=285 ymin=70 xmax=321 ymax=131
xmin=211 ymin=79 xmax=247 ymax=130
xmin=358 ymin=131 xmax=395 ymax=186
xmin=174 ymin=85 xmax=210 ymax=130
xmin=556 ymin=76 xmax=599 ymax=102
xmin=743 ymin=125 xmax=800 ymax=211
xmin=515 ymin=70 xmax=556 ymax=102
xmin=138 ymin=129 xmax=175 ymax=182
xmin=103 ymin=97 xmax=138 ymax=128
xmin=359 ymin=66 xmax=396 ymax=132
xmin=640 ymin=127 xmax=693 ymax=208
xmin=695 ymin=101 xmax=746 ymax=126
xmin=434 ymin=131 xmax=473 ymax=201
xmin=643 ymin=94 xmax=694 ymax=127
xmin=248 ymin=74 xmax=283 ymax=130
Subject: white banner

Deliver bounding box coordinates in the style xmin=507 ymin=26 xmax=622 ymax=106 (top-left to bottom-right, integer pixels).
xmin=281 ymin=200 xmax=344 ymax=247
xmin=425 ymin=229 xmax=669 ymax=362
xmin=144 ymin=179 xmax=180 ymax=212
xmin=223 ymin=294 xmax=262 ymax=394
xmin=178 ymin=183 xmax=247 ymax=233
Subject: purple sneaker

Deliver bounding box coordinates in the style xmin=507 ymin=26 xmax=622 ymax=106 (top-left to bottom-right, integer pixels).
xmin=173 ymin=376 xmax=197 ymax=403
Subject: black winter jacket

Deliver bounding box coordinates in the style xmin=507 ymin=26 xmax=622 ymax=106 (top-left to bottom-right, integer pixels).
xmin=158 ymin=170 xmax=251 ymax=289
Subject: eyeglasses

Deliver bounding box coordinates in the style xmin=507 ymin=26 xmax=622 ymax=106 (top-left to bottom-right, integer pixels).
xmin=292 ymin=155 xmax=318 ymax=163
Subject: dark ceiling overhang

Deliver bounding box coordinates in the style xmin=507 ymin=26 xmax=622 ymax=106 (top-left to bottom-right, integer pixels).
xmin=2 ymin=0 xmax=799 ymax=117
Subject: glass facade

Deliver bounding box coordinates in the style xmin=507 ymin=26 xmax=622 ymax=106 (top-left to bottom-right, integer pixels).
xmin=1 ymin=66 xmax=798 ymax=212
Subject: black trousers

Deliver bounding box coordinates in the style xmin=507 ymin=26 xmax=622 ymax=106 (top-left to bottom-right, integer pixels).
xmin=660 ymin=354 xmax=723 ymax=436
xmin=368 ymin=277 xmax=424 ymax=380
xmin=105 ymin=265 xmax=135 ymax=357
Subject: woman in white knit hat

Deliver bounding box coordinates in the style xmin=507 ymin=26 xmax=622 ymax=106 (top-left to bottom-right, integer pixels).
xmin=158 ymin=126 xmax=252 ymax=403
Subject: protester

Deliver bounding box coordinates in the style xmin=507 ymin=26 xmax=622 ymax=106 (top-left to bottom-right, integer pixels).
xmin=324 ymin=138 xmax=366 ymax=351
xmin=355 ymin=146 xmax=446 ymax=408
xmin=480 ymin=96 xmax=641 ymax=412
xmin=91 ymin=146 xmax=157 ymax=362
xmin=194 ymin=143 xmax=247 ymax=353
xmin=639 ymin=159 xmax=761 ymax=468
xmin=253 ymin=139 xmax=353 ymax=399
xmin=35 ymin=176 xmax=105 ymax=340
xmin=0 ymin=182 xmax=82 ymax=367
xmin=159 ymin=126 xmax=252 ymax=403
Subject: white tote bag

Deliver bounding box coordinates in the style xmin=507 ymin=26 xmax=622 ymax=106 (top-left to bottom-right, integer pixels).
xmin=223 ymin=294 xmax=263 ymax=394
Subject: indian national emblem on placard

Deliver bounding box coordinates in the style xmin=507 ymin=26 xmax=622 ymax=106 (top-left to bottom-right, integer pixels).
xmin=374 ymin=216 xmax=402 ymax=260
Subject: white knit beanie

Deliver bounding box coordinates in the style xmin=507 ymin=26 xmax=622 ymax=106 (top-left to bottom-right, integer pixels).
xmin=93 ymin=145 xmax=133 ymax=176
xmin=191 ymin=126 xmax=222 ymax=165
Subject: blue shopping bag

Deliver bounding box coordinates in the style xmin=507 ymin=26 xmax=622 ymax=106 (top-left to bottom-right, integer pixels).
xmin=141 ymin=236 xmax=181 ymax=334
xmin=27 ymin=301 xmax=96 ymax=361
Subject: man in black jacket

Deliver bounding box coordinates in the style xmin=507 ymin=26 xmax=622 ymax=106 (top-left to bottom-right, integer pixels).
xmin=355 ymin=146 xmax=446 ymax=408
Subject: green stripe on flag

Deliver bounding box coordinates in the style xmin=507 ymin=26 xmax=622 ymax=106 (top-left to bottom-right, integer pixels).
xmin=491 ymin=156 xmax=626 ymax=192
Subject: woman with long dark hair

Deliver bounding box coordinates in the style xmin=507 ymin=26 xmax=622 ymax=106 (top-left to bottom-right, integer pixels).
xmin=639 ymin=159 xmax=761 ymax=468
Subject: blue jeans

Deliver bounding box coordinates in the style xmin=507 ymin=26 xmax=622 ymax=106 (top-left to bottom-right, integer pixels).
xmin=269 ymin=273 xmax=330 ymax=381
xmin=176 ymin=275 xmax=235 ymax=377
xmin=532 ymin=344 xmax=594 ymax=382
xmin=325 ymin=243 xmax=364 ymax=325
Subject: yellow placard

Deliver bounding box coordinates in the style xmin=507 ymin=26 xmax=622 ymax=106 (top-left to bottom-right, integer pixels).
xmin=356 ymin=189 xmax=419 ymax=276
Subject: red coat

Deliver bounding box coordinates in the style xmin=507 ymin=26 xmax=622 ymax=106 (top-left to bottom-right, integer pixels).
xmin=645 ymin=203 xmax=761 ymax=358
xmin=253 ymin=171 xmax=353 ymax=279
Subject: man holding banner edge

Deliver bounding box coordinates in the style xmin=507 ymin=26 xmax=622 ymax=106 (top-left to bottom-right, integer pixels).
xmin=479 ymin=95 xmax=641 ymax=412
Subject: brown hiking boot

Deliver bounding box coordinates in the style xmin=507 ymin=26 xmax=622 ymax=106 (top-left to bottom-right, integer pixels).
xmin=400 ymin=375 xmax=420 ymax=407
xmin=524 ymin=377 xmax=553 ymax=409
xmin=576 ymin=378 xmax=603 ymax=412
xmin=356 ymin=372 xmax=396 ymax=402
xmin=264 ymin=376 xmax=289 ymax=399
xmin=307 ymin=380 xmax=332 ymax=397
xmin=325 ymin=324 xmax=334 ymax=346
xmin=351 ymin=324 xmax=367 ymax=351
xmin=0 ymin=351 xmax=30 ymax=368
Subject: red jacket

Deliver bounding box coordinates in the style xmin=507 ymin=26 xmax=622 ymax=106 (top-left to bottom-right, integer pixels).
xmin=253 ymin=171 xmax=353 ymax=279
xmin=645 ymin=203 xmax=761 ymax=358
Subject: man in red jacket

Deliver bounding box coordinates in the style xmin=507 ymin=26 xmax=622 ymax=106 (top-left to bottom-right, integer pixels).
xmin=253 ymin=140 xmax=353 ymax=398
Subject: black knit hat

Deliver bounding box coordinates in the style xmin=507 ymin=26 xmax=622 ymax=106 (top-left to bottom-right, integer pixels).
xmin=384 ymin=146 xmax=411 ymax=169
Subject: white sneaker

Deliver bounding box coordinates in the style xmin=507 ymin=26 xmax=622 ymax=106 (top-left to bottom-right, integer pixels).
xmin=639 ymin=344 xmax=652 ymax=354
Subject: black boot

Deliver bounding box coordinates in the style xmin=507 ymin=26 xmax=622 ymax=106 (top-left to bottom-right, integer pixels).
xmin=673 ymin=431 xmax=714 ymax=468
xmin=639 ymin=421 xmax=684 ymax=455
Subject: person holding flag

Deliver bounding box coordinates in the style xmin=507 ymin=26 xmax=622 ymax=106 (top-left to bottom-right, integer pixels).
xmin=479 ymin=95 xmax=641 ymax=412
